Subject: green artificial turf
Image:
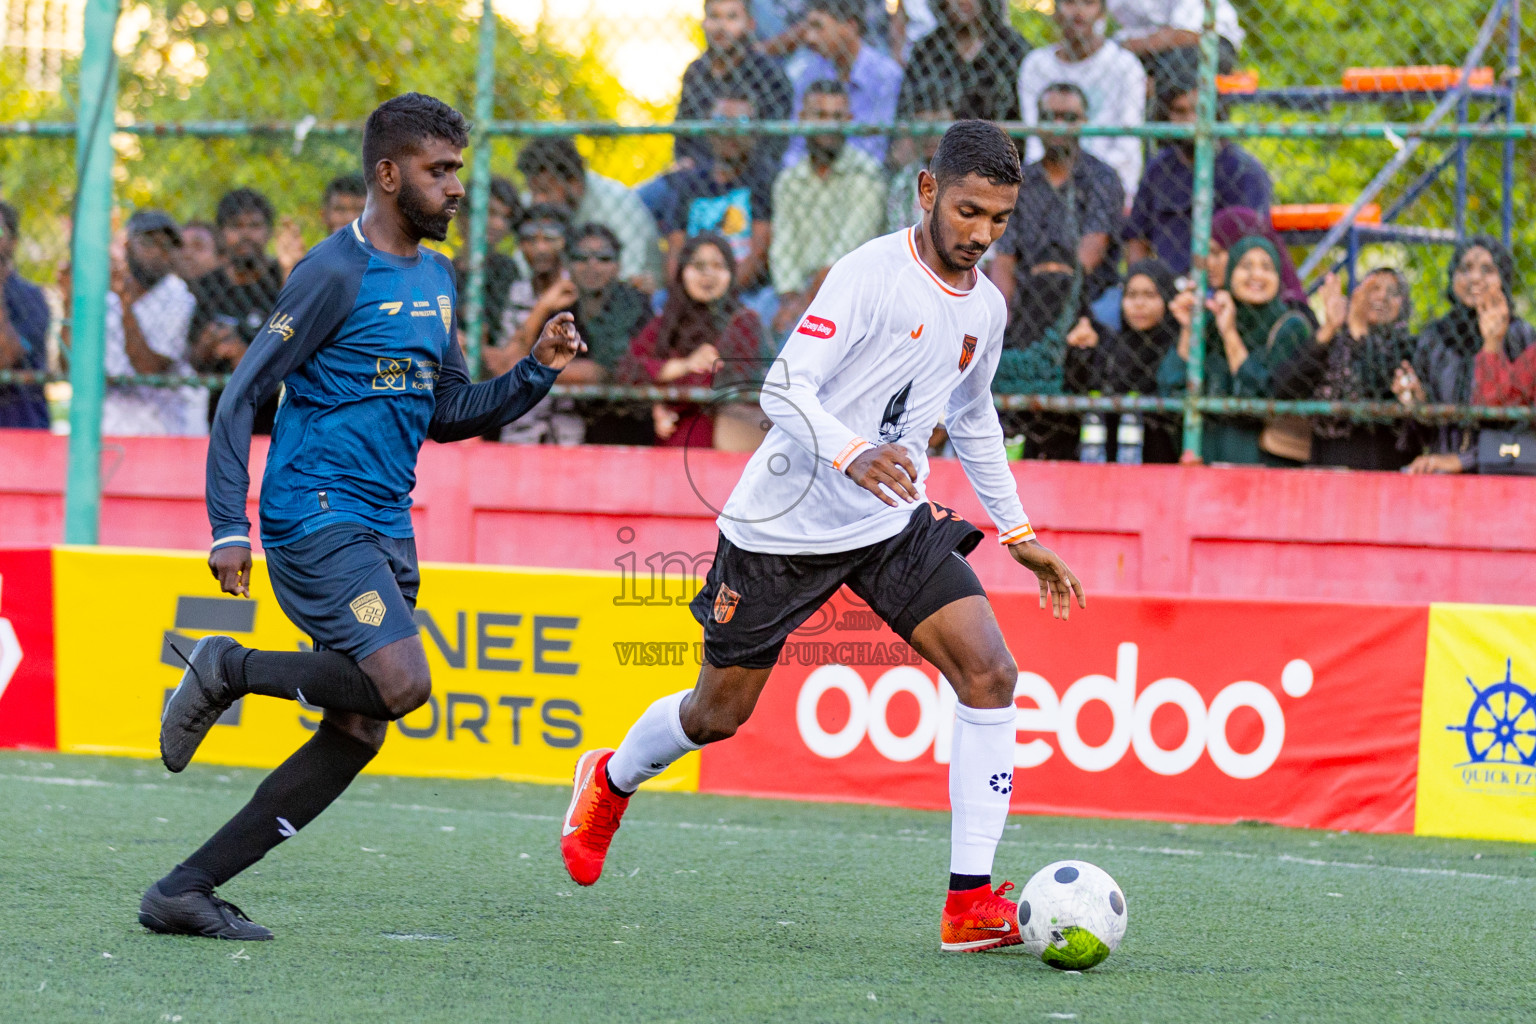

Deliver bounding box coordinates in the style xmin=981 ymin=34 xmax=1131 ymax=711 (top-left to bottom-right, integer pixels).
xmin=2 ymin=750 xmax=1534 ymax=1023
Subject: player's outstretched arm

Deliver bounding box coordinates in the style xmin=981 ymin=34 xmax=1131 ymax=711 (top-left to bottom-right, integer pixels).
xmin=427 ymin=312 xmax=582 ymax=442
xmin=1007 ymin=539 xmax=1087 ymax=621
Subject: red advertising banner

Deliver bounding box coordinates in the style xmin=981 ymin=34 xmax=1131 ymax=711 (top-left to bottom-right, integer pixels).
xmin=700 ymin=592 xmax=1428 ymax=834
xmin=0 ymin=548 xmax=56 ymax=750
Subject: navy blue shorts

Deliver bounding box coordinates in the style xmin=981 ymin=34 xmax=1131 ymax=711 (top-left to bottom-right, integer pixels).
xmin=264 ymin=522 xmax=421 ymax=663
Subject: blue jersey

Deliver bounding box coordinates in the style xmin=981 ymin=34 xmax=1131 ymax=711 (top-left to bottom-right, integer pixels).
xmin=207 ymin=220 xmax=558 ymax=550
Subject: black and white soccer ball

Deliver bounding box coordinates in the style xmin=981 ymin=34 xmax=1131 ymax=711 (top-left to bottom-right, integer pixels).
xmin=1017 ymin=860 xmax=1127 ymax=970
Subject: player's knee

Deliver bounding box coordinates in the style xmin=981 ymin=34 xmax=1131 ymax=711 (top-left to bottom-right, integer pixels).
xmin=380 ymin=670 xmax=432 ymax=719
xmin=680 ymin=700 xmax=748 ymax=746
xmin=958 ymin=653 xmax=1018 ymax=708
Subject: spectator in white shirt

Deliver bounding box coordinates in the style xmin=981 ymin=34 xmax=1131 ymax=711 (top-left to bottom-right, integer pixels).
xmin=102 ymin=210 xmax=204 ymax=436
xmin=1019 ymin=0 xmax=1146 ymax=203
xmin=1107 ymin=0 xmax=1243 ymax=93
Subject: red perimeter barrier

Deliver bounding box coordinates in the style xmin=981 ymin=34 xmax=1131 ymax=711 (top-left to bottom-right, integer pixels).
xmin=699 ymin=591 xmax=1427 ymax=833
xmin=0 ymin=548 xmax=56 ymax=749
xmin=1 ymin=429 xmax=1533 ymax=603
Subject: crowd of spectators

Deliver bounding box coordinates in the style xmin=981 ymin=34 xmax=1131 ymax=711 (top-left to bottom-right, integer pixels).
xmin=0 ymin=0 xmax=1530 ymax=473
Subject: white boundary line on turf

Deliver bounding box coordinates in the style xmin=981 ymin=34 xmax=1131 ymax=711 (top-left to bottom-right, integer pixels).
xmin=1 ymin=771 xmax=1529 ymax=885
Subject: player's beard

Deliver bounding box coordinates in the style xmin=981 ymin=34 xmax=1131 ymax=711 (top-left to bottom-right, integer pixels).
xmin=398 ymin=179 xmax=455 ymax=242
xmin=927 ymin=207 xmax=986 ymax=275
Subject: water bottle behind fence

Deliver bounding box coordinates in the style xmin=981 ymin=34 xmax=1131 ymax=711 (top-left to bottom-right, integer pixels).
xmin=1079 ymin=413 xmax=1107 ymax=464
xmin=1116 ymin=413 xmax=1144 ymax=465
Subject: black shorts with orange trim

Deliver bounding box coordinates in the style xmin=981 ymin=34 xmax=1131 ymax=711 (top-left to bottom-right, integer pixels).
xmin=689 ymin=502 xmax=986 ymax=670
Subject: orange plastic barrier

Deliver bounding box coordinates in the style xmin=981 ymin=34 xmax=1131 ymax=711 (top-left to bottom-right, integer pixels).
xmin=1270 ymin=203 xmax=1382 ymax=232
xmin=1215 ymin=70 xmax=1259 ymax=94
xmin=1342 ymin=66 xmax=1495 ymax=92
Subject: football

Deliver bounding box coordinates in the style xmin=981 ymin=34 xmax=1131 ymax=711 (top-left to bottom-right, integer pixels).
xmin=1018 ymin=860 xmax=1127 ymax=970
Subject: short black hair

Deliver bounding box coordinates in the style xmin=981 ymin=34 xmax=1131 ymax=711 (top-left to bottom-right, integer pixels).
xmin=361 ymin=92 xmax=470 ymax=186
xmin=322 ymin=173 xmax=366 ymax=206
xmin=1039 ymin=81 xmax=1089 ymax=114
xmin=929 ymin=119 xmax=1022 ymax=189
xmin=215 ymin=187 xmax=275 ymax=229
xmin=0 ymin=199 xmax=18 ymax=239
xmin=516 ymin=138 xmax=586 ymax=184
xmin=803 ymin=77 xmax=849 ymax=103
xmin=519 ymin=202 xmax=572 ymax=246
xmin=573 ymin=222 xmax=622 ymax=254
xmin=806 ymin=0 xmax=864 ymax=31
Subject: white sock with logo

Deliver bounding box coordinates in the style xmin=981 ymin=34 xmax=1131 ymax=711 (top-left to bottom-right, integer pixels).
xmin=606 ymin=690 xmax=701 ymax=794
xmin=949 ymin=701 xmax=1016 ymax=878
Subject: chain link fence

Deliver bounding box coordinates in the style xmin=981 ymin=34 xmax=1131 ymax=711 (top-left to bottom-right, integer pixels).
xmin=1 ymin=0 xmax=1531 ymax=483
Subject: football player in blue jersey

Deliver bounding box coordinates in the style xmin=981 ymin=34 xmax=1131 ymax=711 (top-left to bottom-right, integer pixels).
xmin=141 ymin=93 xmax=586 ymax=941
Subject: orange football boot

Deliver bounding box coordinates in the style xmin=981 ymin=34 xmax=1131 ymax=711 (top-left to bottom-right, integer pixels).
xmin=940 ymin=881 xmax=1024 ymax=952
xmin=559 ymin=749 xmax=630 ymax=886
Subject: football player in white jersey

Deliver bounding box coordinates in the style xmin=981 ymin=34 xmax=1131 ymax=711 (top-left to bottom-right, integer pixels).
xmin=561 ymin=120 xmax=1085 ymax=952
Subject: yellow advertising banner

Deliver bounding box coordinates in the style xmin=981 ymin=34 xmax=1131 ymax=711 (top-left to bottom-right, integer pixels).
xmin=53 ymin=547 xmax=702 ymax=791
xmin=1415 ymin=603 xmax=1536 ymax=842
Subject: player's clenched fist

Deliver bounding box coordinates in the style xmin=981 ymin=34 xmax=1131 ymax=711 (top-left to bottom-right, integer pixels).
xmin=208 ymin=545 xmax=253 ymax=598
xmin=532 ymin=311 xmax=587 ymax=371
xmin=844 ymin=443 xmax=920 ymax=507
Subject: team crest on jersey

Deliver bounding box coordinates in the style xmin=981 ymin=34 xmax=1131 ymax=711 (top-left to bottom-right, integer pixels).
xmin=959 ymin=334 xmax=977 ymax=371
xmin=349 ymin=590 xmax=387 ymax=627
xmin=713 ymin=584 xmax=741 ymax=624
xmin=372 ymin=357 xmax=412 ymax=391
xmin=437 ymin=295 xmax=453 ymax=335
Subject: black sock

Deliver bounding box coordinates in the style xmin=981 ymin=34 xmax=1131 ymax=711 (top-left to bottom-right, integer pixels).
xmin=173 ymin=720 xmax=378 ymax=888
xmin=223 ymin=647 xmax=392 ymax=720
xmin=604 ymin=764 xmax=634 ymax=799
xmin=950 ymin=873 xmax=990 ymax=891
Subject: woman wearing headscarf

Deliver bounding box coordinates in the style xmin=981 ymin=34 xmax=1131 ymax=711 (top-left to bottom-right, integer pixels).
xmin=993 ymin=243 xmax=1103 ymax=460
xmin=1209 ymin=206 xmax=1311 ymax=321
xmin=1271 ymin=267 xmax=1416 ymax=470
xmin=1401 ymin=235 xmax=1536 ymax=473
xmin=1157 ymin=235 xmax=1311 ymax=465
xmin=1102 ymin=258 xmax=1181 ymax=462
xmin=620 ymin=233 xmax=772 ymax=450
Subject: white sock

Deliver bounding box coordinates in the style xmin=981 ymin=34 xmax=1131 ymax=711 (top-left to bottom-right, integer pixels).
xmin=606 ymin=690 xmax=701 ymax=794
xmin=948 ymin=701 xmax=1016 ymax=878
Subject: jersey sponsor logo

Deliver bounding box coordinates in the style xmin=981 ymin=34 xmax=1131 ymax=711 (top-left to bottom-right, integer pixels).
xmin=959 ymin=334 xmax=977 ymax=371
xmin=267 ymin=312 xmax=296 ymax=342
xmin=713 ymin=584 xmax=741 ymax=624
xmin=373 ymin=357 xmax=412 ymax=391
xmin=379 ymin=301 xmax=404 ymax=315
xmin=350 ymin=590 xmax=387 ymax=627
xmin=910 ymin=323 xmax=924 ymax=339
xmin=437 ymin=295 xmax=453 ymax=335
xmin=797 ymin=314 xmax=836 ymax=339
xmin=878 ymin=380 xmax=913 ymax=443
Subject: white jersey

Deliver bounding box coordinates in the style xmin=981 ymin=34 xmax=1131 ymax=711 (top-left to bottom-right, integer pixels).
xmin=720 ymin=227 xmax=1035 ymax=555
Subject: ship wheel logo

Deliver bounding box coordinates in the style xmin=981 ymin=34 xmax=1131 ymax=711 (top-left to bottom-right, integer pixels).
xmin=1447 ymin=659 xmax=1536 ymax=766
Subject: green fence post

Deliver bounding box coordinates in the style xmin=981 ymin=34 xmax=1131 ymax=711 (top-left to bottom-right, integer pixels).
xmin=460 ymin=0 xmax=497 ymax=378
xmin=64 ymin=0 xmax=120 ymax=545
xmin=1181 ymin=0 xmax=1221 ymax=462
